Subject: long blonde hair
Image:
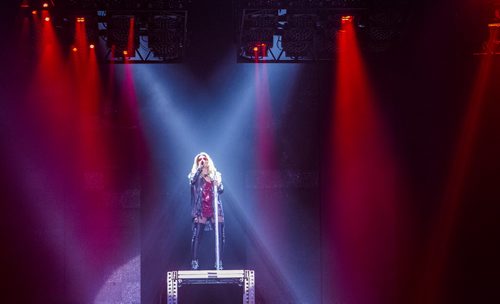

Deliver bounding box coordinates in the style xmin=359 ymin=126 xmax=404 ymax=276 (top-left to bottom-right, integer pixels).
xmin=188 ymin=152 xmax=222 ymax=183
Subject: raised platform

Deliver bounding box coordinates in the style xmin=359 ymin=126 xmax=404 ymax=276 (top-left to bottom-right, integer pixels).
xmin=166 ymin=270 xmax=255 ymax=304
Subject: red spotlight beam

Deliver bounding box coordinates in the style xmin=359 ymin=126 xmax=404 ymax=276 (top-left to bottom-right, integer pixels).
xmin=253 ymin=63 xmax=285 ymax=252
xmin=125 ymin=17 xmax=135 ymax=61
xmin=324 ymin=21 xmax=404 ymax=303
xmin=416 ymin=53 xmax=494 ymax=304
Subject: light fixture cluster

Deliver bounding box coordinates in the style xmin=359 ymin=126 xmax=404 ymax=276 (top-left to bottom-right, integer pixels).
xmin=19 ymin=0 xmax=409 ymax=63
xmin=237 ymin=1 xmax=410 ymax=62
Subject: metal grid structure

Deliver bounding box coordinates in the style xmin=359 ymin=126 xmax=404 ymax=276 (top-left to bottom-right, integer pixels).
xmin=99 ymin=9 xmax=188 ymax=63
xmin=243 ymin=270 xmax=255 ymax=303
xmin=28 ymin=0 xmax=189 ymax=63
xmin=167 ymin=271 xmax=178 ymax=304
xmin=166 ymin=270 xmax=256 ymax=304
xmin=236 ymin=0 xmax=411 ymax=62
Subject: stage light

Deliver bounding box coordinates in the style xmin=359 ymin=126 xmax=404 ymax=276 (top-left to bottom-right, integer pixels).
xmin=247 ymin=42 xmax=268 ymax=58
xmin=44 ymin=16 xmax=50 ymax=22
xmin=148 ymin=14 xmax=187 ymax=60
xmin=251 ymin=42 xmax=268 ymax=53
xmin=72 ymin=47 xmax=78 ymax=52
xmin=240 ymin=11 xmax=277 ymax=58
xmin=107 ymin=15 xmax=139 ymax=58
xmin=89 ymin=44 xmax=95 ymax=49
xmin=32 ymin=10 xmax=37 ymax=15
xmin=483 ymin=22 xmax=500 ymax=54
xmin=341 ymin=15 xmax=354 ymax=24
xmin=76 ymin=17 xmax=85 ymax=23
xmin=81 ymin=16 xmax=100 ymax=51
xmin=123 ymin=50 xmax=128 ymax=56
xmin=42 ymin=2 xmax=49 ymax=8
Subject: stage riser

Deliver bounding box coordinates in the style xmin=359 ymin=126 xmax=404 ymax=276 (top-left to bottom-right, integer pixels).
xmin=166 ymin=270 xmax=255 ymax=304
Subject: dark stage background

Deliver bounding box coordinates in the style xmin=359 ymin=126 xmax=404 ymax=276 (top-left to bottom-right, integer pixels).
xmin=1 ymin=0 xmax=499 ymax=303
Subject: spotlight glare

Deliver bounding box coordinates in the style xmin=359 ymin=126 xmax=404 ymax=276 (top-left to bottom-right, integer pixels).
xmin=72 ymin=47 xmax=78 ymax=52
xmin=43 ymin=3 xmax=49 ymax=8
xmin=253 ymin=46 xmax=259 ymax=52
xmin=76 ymin=17 xmax=85 ymax=23
xmin=44 ymin=16 xmax=50 ymax=22
xmin=89 ymin=44 xmax=95 ymax=49
xmin=32 ymin=10 xmax=37 ymax=15
xmin=123 ymin=50 xmax=128 ymax=55
xmin=341 ymin=15 xmax=354 ymax=24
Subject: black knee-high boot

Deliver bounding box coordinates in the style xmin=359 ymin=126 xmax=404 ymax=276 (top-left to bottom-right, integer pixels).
xmin=191 ymin=222 xmax=204 ymax=270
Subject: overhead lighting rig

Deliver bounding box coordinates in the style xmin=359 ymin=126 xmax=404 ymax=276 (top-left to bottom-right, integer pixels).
xmin=22 ymin=0 xmax=410 ymax=63
xmin=237 ymin=0 xmax=410 ymax=63
xmin=28 ymin=0 xmax=189 ymax=63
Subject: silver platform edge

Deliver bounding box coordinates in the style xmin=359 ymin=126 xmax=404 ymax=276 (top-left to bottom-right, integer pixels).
xmin=166 ymin=270 xmax=255 ymax=304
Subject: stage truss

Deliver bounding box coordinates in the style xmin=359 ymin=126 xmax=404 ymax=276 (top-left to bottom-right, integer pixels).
xmin=166 ymin=269 xmax=255 ymax=304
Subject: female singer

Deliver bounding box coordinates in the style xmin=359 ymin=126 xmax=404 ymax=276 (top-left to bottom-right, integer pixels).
xmin=188 ymin=152 xmax=224 ymax=270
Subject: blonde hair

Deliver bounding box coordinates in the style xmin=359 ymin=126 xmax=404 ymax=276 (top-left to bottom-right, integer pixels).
xmin=188 ymin=152 xmax=222 ymax=183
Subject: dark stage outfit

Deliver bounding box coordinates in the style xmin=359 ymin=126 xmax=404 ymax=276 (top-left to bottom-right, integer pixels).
xmin=190 ymin=167 xmax=225 ymax=270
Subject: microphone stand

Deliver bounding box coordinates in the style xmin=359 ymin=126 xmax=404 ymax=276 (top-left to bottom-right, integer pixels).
xmin=213 ymin=173 xmax=220 ymax=270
